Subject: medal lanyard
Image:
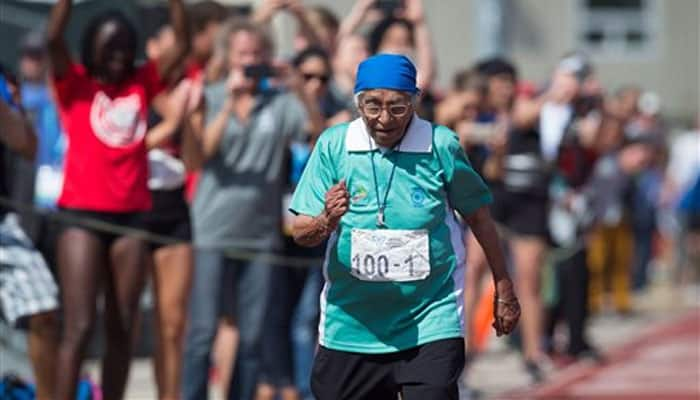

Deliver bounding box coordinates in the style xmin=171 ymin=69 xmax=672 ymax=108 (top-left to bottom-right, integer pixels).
xmin=369 ymin=137 xmax=401 ymax=228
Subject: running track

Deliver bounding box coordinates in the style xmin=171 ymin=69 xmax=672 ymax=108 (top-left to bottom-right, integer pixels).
xmin=498 ymin=309 xmax=700 ymax=400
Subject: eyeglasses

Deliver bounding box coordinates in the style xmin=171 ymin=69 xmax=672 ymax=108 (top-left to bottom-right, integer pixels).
xmin=302 ymin=73 xmax=330 ymax=84
xmin=360 ymin=102 xmax=412 ymax=119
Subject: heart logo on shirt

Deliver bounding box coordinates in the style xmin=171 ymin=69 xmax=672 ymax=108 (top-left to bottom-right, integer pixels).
xmin=90 ymin=91 xmax=146 ymax=147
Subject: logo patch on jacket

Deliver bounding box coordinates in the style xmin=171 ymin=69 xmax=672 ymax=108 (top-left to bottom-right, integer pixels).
xmin=410 ymin=187 xmax=427 ymax=207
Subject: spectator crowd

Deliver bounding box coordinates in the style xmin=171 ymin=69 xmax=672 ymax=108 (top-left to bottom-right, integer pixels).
xmin=0 ymin=0 xmax=698 ymax=399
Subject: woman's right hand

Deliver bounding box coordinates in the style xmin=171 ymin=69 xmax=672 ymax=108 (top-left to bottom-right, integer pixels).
xmin=493 ymin=278 xmax=521 ymax=336
xmin=354 ymin=0 xmax=378 ymax=14
xmin=401 ymin=0 xmax=426 ymax=24
xmin=226 ymin=68 xmax=247 ymax=94
xmin=435 ymin=92 xmax=471 ymax=127
xmin=486 ymin=116 xmax=509 ymax=155
xmin=323 ymin=180 xmax=350 ymax=224
xmin=253 ymin=0 xmax=287 ymax=23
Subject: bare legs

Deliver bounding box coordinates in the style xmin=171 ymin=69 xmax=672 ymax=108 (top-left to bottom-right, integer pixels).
xmin=213 ymin=318 xmax=238 ymax=397
xmin=151 ymin=243 xmax=193 ymax=400
xmin=511 ymin=236 xmax=547 ymax=363
xmin=101 ymin=236 xmax=148 ymax=400
xmin=28 ymin=311 xmax=59 ymax=400
xmin=54 ymin=229 xmax=147 ymax=400
xmin=54 ymin=229 xmax=104 ymax=400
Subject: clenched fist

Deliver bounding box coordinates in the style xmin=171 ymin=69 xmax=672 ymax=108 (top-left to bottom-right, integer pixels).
xmin=323 ymin=180 xmax=350 ymax=225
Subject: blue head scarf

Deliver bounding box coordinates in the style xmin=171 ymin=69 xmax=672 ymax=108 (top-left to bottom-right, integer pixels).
xmin=354 ymin=54 xmax=419 ymax=95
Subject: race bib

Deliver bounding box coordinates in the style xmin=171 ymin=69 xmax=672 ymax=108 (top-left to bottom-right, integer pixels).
xmin=350 ymin=229 xmax=430 ymax=282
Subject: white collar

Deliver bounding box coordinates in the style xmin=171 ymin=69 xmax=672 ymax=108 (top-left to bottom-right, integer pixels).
xmin=345 ymin=115 xmax=433 ymax=153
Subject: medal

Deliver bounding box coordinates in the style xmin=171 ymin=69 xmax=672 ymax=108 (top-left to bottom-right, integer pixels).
xmin=376 ymin=208 xmax=386 ymax=228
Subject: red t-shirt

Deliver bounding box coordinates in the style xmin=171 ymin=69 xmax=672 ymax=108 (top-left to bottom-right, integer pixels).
xmin=52 ymin=62 xmax=163 ymax=212
xmin=185 ymin=60 xmax=204 ymax=80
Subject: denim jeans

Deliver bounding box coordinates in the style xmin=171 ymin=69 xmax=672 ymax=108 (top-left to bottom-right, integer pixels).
xmin=631 ymin=170 xmax=661 ymax=291
xmin=259 ymin=237 xmax=323 ymax=393
xmin=259 ymin=266 xmax=309 ymax=387
xmin=292 ymin=267 xmax=323 ymax=400
xmin=182 ymin=248 xmax=273 ymax=400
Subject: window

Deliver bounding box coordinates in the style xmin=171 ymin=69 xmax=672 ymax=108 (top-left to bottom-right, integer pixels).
xmin=577 ymin=0 xmax=659 ymax=59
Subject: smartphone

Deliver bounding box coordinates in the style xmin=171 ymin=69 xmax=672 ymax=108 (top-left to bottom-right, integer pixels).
xmin=374 ymin=0 xmax=404 ymax=15
xmin=469 ymin=122 xmax=497 ymax=144
xmin=244 ymin=64 xmax=277 ymax=79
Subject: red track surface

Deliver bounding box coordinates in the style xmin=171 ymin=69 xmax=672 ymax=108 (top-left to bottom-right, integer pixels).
xmin=499 ymin=309 xmax=700 ymax=400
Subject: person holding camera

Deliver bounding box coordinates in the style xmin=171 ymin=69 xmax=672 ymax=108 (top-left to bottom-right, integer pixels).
xmin=182 ymin=18 xmax=323 ymax=400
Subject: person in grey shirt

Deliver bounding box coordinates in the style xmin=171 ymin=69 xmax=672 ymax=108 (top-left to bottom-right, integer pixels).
xmin=182 ymin=17 xmax=323 ymax=400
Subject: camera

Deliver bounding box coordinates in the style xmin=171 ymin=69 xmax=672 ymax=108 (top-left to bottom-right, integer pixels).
xmin=244 ymin=64 xmax=277 ymax=79
xmin=374 ymin=0 xmax=404 ymax=16
xmin=468 ymin=122 xmax=497 ymax=144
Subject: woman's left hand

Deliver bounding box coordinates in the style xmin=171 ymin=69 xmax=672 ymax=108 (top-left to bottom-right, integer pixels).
xmin=492 ymin=279 xmax=521 ymax=336
xmin=400 ymin=0 xmax=425 ymax=24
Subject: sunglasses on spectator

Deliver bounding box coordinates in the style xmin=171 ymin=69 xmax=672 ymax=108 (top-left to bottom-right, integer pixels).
xmin=302 ymin=73 xmax=330 ymax=84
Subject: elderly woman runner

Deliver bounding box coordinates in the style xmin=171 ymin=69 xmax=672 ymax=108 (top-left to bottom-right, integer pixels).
xmin=290 ymin=54 xmax=521 ymax=400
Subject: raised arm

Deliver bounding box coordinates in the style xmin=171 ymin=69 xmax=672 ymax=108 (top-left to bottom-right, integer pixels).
xmin=252 ymin=0 xmax=286 ymax=24
xmin=511 ymin=95 xmax=546 ymax=130
xmin=145 ymin=87 xmax=188 ymax=150
xmin=337 ymin=0 xmax=375 ymax=40
xmin=157 ymin=0 xmax=190 ymax=82
xmin=180 ymin=80 xmax=206 ymax=170
xmin=181 ymin=110 xmax=206 ymax=171
xmin=198 ymin=97 xmax=231 ymax=162
xmin=403 ymin=0 xmax=435 ymax=90
xmin=286 ymin=0 xmax=325 ymax=50
xmin=290 ymin=80 xmax=325 ymax=145
xmin=513 ymin=70 xmax=581 ymax=130
xmin=46 ymin=0 xmax=72 ymax=78
xmin=253 ymin=0 xmax=324 ymax=50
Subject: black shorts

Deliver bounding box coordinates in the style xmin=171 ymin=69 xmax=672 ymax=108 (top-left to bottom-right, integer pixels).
xmin=490 ymin=187 xmax=550 ymax=239
xmin=58 ymin=208 xmax=148 ymax=247
xmin=143 ymin=187 xmax=191 ymax=250
xmin=311 ymin=338 xmax=465 ymax=400
xmin=33 ymin=213 xmax=63 ymax=276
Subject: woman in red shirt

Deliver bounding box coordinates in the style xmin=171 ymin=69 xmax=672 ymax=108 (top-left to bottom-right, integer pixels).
xmin=46 ymin=1 xmax=188 ymax=399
